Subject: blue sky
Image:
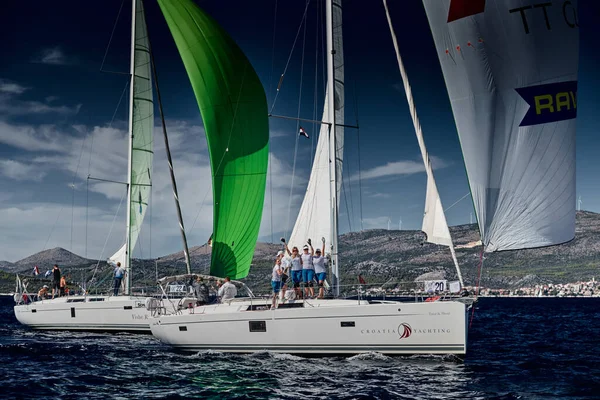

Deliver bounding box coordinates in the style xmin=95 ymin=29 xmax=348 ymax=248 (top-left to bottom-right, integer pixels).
xmin=0 ymin=1 xmax=597 ymax=262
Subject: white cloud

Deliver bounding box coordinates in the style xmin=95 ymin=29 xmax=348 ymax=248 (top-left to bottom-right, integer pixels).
xmin=33 ymin=47 xmax=69 ymax=65
xmin=0 ymin=79 xmax=28 ymax=95
xmin=351 ymin=157 xmax=450 ymax=182
xmin=0 ymin=121 xmax=69 ymax=152
xmin=0 ymin=160 xmax=46 ymax=182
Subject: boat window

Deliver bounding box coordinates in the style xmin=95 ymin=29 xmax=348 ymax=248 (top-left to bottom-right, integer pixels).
xmin=179 ymin=326 xmax=187 ymax=332
xmin=249 ymin=321 xmax=266 ymax=332
xmin=71 ymin=307 xmax=76 ymax=318
xmin=341 ymin=321 xmax=355 ymax=327
xmin=67 ymin=299 xmax=85 ymax=303
xmin=123 ymin=306 xmax=133 ymax=310
xmin=88 ymin=298 xmax=105 ymax=302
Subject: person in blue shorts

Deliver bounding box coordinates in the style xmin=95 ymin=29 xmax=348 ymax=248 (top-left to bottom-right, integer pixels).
xmin=271 ymin=258 xmax=283 ymax=309
xmin=282 ymin=238 xmax=303 ymax=299
xmin=302 ymin=241 xmax=315 ymax=298
xmin=312 ymin=237 xmax=327 ymax=299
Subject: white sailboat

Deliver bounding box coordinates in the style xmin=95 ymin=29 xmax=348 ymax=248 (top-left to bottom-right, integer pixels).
xmin=14 ymin=0 xmax=157 ymax=332
xmin=149 ymin=0 xmax=469 ymax=356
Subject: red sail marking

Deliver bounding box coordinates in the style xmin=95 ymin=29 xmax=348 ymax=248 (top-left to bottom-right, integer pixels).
xmin=447 ymin=0 xmax=486 ymax=23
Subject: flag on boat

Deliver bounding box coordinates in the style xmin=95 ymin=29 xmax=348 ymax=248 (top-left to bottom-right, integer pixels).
xmin=299 ymin=127 xmax=309 ymax=139
xmin=358 ymin=274 xmax=366 ymax=285
xmin=32 ymin=265 xmax=39 ymax=276
xmin=44 ymin=269 xmax=52 ymax=278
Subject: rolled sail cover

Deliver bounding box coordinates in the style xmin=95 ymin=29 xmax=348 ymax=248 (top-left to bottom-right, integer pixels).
xmin=422 ymin=0 xmax=579 ymax=251
xmin=158 ymin=0 xmax=269 ymax=278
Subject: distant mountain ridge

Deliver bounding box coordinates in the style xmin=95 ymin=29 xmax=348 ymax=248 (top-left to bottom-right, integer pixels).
xmin=2 ymin=211 xmax=599 ymax=293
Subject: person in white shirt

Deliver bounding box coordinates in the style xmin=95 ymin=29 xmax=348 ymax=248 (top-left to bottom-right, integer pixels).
xmin=217 ymin=277 xmax=237 ymax=302
xmin=283 ymin=238 xmax=303 ymax=298
xmin=312 ymin=237 xmax=327 ymax=299
xmin=271 ymin=258 xmax=283 ymax=309
xmin=303 ymin=240 xmax=315 ymax=298
xmin=277 ymin=250 xmax=290 ymax=300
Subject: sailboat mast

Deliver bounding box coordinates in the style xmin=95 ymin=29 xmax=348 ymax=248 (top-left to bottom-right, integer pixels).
xmin=326 ymin=0 xmax=340 ymax=297
xmin=124 ymin=0 xmax=137 ymax=295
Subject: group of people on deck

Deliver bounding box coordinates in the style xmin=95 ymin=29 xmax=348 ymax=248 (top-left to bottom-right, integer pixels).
xmin=37 ymin=264 xmax=69 ymax=300
xmin=271 ymin=237 xmax=328 ymax=309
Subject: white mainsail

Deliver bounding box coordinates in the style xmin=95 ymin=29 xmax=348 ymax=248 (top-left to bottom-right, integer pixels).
xmin=422 ymin=0 xmax=578 ymax=252
xmin=289 ymin=0 xmax=344 ymax=252
xmin=383 ymin=0 xmax=463 ymax=286
xmin=109 ymin=0 xmax=154 ymax=275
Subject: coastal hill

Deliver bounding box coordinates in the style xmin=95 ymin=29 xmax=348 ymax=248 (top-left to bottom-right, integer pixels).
xmin=2 ymin=211 xmax=599 ymax=293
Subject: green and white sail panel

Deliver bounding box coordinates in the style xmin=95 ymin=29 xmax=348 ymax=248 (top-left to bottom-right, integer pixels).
xmin=289 ymin=0 xmax=344 ymax=253
xmin=422 ymin=0 xmax=579 ymax=252
xmin=158 ymin=0 xmax=269 ymax=279
xmin=109 ymin=0 xmax=153 ymax=267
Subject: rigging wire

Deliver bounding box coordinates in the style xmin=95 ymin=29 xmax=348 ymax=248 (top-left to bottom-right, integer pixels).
xmin=444 ymin=191 xmax=472 ymax=213
xmin=353 ymin=81 xmax=364 ymax=231
xmin=89 ymin=187 xmax=127 ymax=287
xmin=100 ymin=0 xmax=126 ymax=73
xmin=311 ymin=0 xmax=321 ymax=168
xmin=284 ymin=0 xmax=310 ymax=239
xmin=42 ymin=206 xmax=65 ymax=252
xmin=267 ymin=0 xmax=279 ymax=244
xmin=85 ymin=78 xmax=129 ymax=261
xmin=269 ymin=0 xmax=312 ymax=114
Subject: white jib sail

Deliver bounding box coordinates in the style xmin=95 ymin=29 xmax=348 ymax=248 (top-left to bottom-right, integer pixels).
xmin=109 ymin=0 xmax=154 ymax=267
xmin=289 ymin=0 xmax=344 ymax=253
xmin=422 ymin=0 xmax=578 ymax=252
xmin=383 ymin=0 xmax=463 ymax=286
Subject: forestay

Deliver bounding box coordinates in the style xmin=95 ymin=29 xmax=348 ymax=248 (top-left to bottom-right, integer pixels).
xmin=109 ymin=0 xmax=153 ymax=267
xmin=157 ymin=0 xmax=269 ymax=279
xmin=289 ymin=0 xmax=345 ymax=253
xmin=422 ymin=0 xmax=579 ymax=251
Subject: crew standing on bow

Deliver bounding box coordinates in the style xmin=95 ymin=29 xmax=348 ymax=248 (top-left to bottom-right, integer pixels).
xmin=51 ymin=264 xmax=61 ymax=299
xmin=313 ymin=237 xmax=327 ymax=299
xmin=277 ymin=250 xmax=290 ymax=300
xmin=283 ymin=238 xmax=303 ymax=299
xmin=113 ymin=262 xmax=125 ymax=296
xmin=271 ymin=257 xmax=283 ymax=309
xmin=303 ymin=240 xmax=315 ymax=298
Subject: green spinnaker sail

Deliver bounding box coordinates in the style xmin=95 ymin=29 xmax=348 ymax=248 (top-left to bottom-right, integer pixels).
xmin=157 ymin=0 xmax=269 ymax=279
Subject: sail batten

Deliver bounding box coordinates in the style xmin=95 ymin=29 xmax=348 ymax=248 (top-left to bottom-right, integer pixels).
xmin=157 ymin=0 xmax=269 ymax=279
xmin=422 ymin=0 xmax=579 ymax=252
xmin=109 ymin=0 xmax=153 ymax=272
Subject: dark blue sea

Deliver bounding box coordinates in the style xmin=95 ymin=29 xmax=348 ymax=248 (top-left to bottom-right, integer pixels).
xmin=1 ymin=296 xmax=599 ymax=399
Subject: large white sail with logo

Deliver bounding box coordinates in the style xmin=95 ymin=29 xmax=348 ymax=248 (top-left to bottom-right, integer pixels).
xmin=422 ymin=0 xmax=579 ymax=252
xmin=289 ymin=0 xmax=344 ymax=252
xmin=109 ymin=0 xmax=154 ymax=267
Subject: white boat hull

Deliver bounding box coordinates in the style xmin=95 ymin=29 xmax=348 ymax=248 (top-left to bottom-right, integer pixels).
xmin=150 ymin=299 xmax=468 ymax=355
xmin=14 ymin=295 xmax=152 ymax=333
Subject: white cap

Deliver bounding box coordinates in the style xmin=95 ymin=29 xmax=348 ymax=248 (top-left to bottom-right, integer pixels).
xmin=303 ymin=245 xmax=309 ymax=250
xmin=276 ymin=250 xmax=284 ymax=257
